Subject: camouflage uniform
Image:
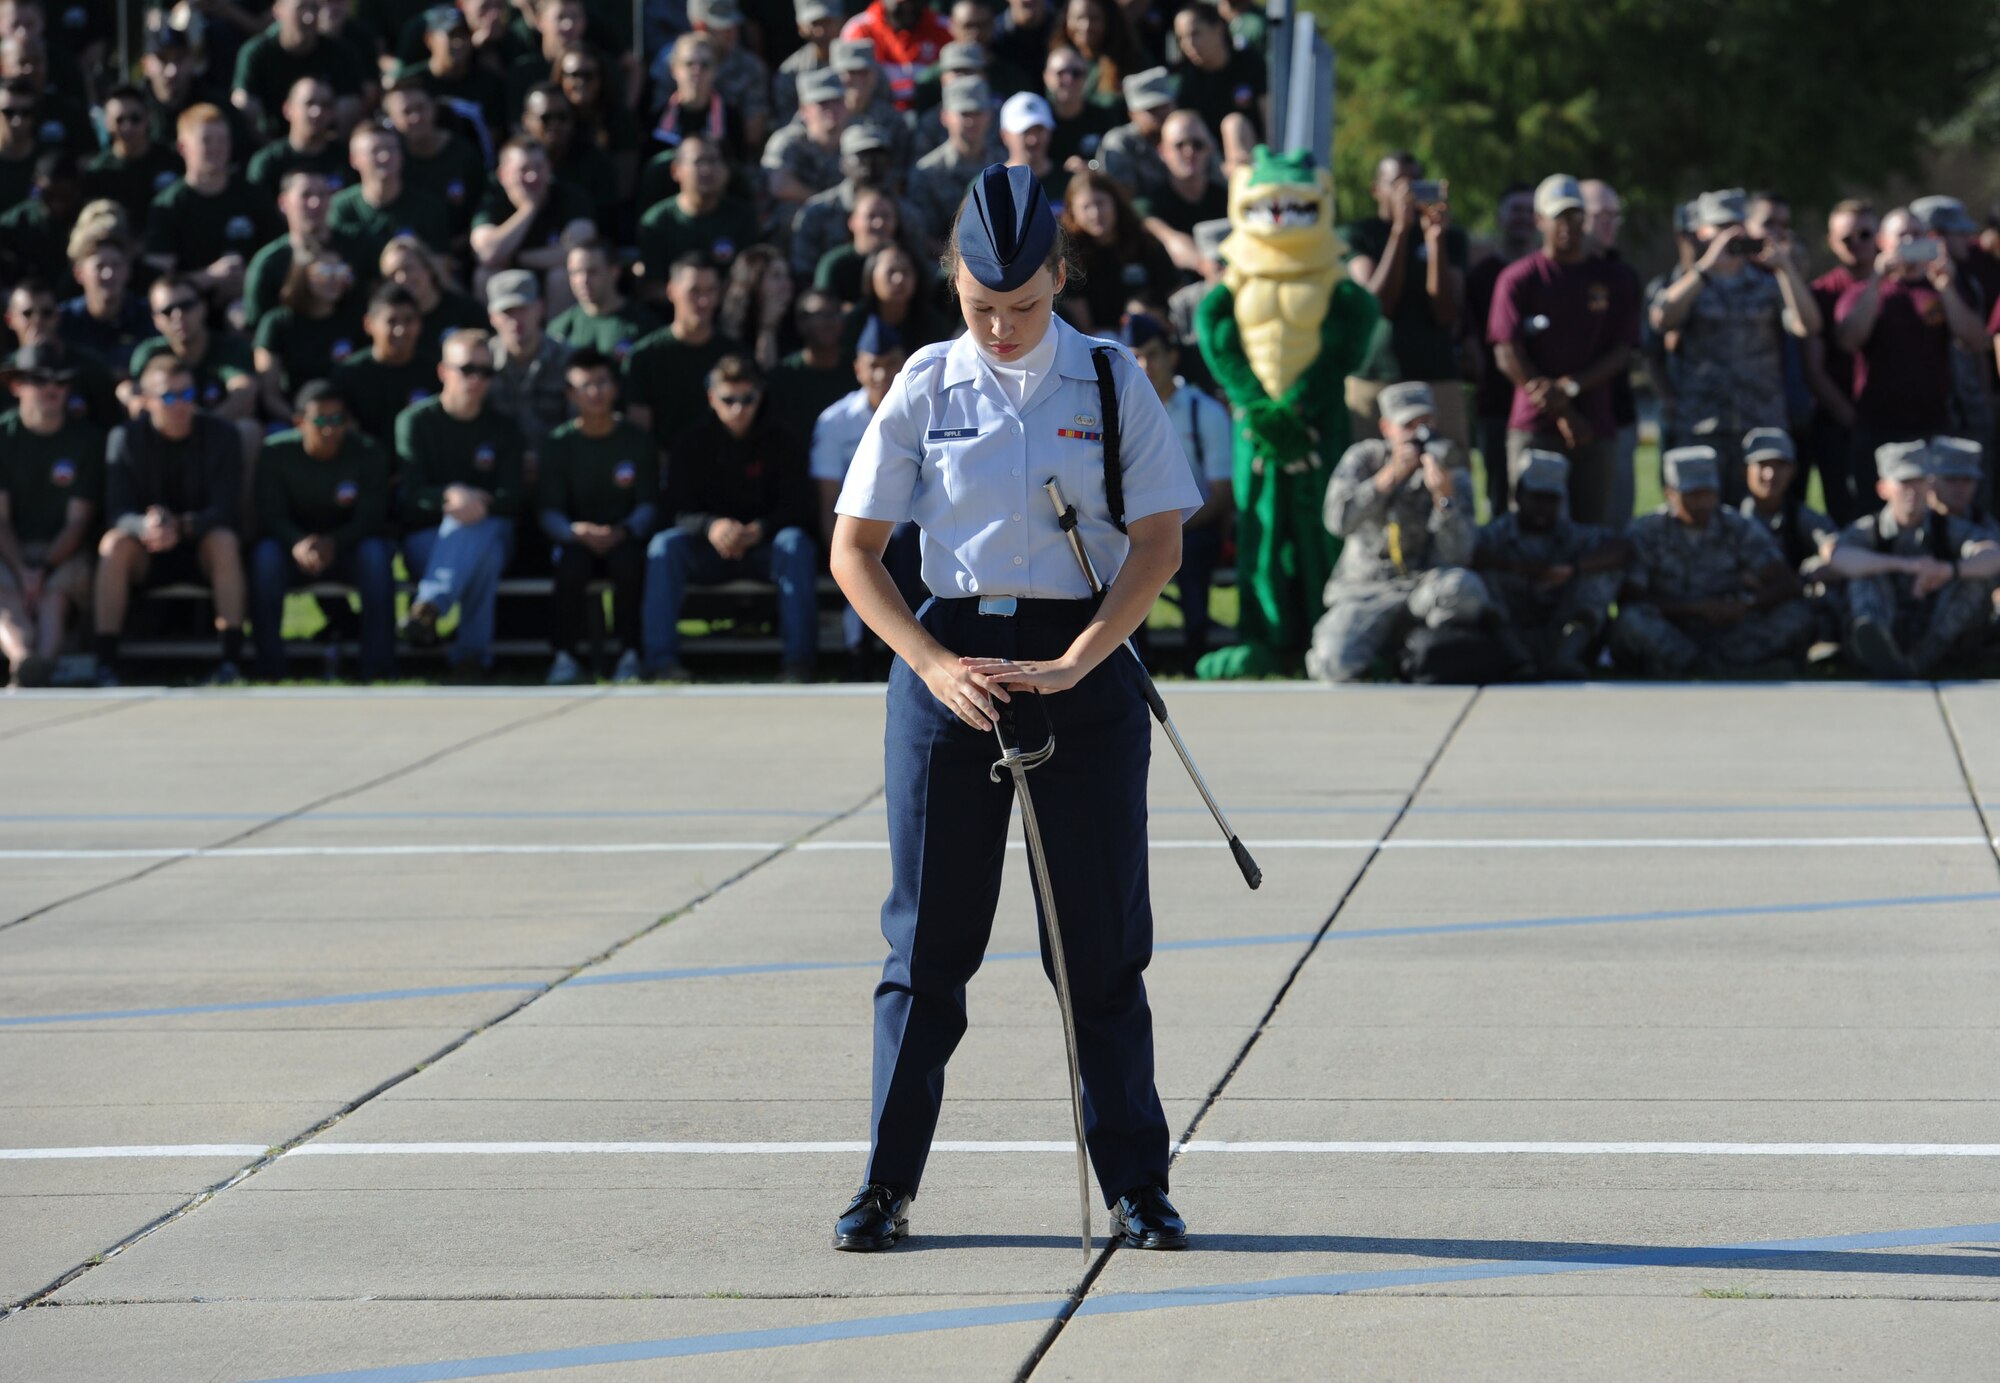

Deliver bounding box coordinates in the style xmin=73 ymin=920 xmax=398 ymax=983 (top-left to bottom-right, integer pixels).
xmin=1474 ymin=513 xmax=1622 ymax=676
xmin=715 ymin=45 xmax=773 ymax=135
xmin=1834 ymin=508 xmax=1998 ymax=673
xmin=1097 ymin=123 xmax=1170 ymax=205
xmin=1611 ymin=507 xmax=1811 ymax=674
xmin=772 ymin=45 xmax=829 ymax=129
xmin=1306 ymin=438 xmax=1488 ymax=681
xmin=788 ymin=179 xmax=931 ymax=279
xmin=907 ymin=138 xmax=1000 ymax=246
xmin=760 ymin=121 xmax=845 ymax=201
xmin=1653 ymin=265 xmax=1790 ymax=498
xmin=1741 ymin=494 xmax=1842 ymax=643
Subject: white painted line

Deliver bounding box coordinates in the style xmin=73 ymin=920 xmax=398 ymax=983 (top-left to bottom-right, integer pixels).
xmin=2 ymin=836 xmax=1992 ymax=863
xmin=12 ymin=1141 xmax=2000 ymax=1161
xmin=0 ymin=1144 xmax=266 ymax=1160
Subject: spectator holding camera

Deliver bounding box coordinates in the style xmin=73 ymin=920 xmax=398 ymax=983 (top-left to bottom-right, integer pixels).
xmin=1805 ymin=199 xmax=1876 ymax=523
xmin=1487 ymin=174 xmax=1639 ymax=524
xmin=1345 ymin=152 xmax=1468 ymax=451
xmin=1834 ymin=207 xmax=1990 ymax=514
xmin=1910 ymin=197 xmax=1993 ymax=468
xmin=1649 ymin=188 xmax=1821 ymax=504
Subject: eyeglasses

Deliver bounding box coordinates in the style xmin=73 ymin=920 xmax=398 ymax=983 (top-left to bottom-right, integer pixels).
xmin=716 ymin=392 xmax=760 ymax=408
xmin=150 ymin=387 xmax=197 ymax=404
xmin=307 ymin=412 xmax=348 ymax=427
xmin=154 ymin=298 xmax=201 ymax=317
xmin=18 ymin=373 xmax=63 ymax=388
xmin=449 ymin=362 xmax=496 ymax=378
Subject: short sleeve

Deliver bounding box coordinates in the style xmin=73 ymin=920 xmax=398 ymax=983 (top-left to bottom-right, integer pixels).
xmin=1196 ymin=392 xmax=1233 ymax=486
xmin=1487 ymin=263 xmax=1524 ymax=345
xmin=835 ymin=361 xmax=928 ymax=522
xmin=809 ymin=403 xmax=850 ymax=482
xmin=1111 ymin=352 xmax=1204 ymax=524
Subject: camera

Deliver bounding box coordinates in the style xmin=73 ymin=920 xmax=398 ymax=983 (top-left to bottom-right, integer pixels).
xmin=1897 ymin=239 xmax=1942 ymax=264
xmin=1410 ymin=179 xmax=1442 ymax=206
xmin=1725 ymin=236 xmax=1764 ymax=257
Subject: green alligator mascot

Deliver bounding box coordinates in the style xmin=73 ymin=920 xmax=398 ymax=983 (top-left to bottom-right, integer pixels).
xmin=1195 ymin=146 xmax=1380 ymax=679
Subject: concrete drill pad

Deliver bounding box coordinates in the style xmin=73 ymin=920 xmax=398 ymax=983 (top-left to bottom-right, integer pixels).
xmin=0 ymin=1295 xmax=1062 ymax=1383
xmin=1940 ymin=682 xmax=2000 ymax=795
xmin=1 ymin=860 xmax=160 ymax=924
xmin=0 ymin=967 xmax=563 ymax=1031
xmin=1036 ymin=1294 xmax=1999 ymax=1380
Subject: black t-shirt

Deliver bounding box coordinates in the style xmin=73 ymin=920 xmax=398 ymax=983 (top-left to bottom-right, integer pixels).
xmin=1175 ymin=47 xmax=1266 ymax=143
xmin=1047 ymin=103 xmax=1123 ymax=171
xmin=1136 ymin=179 xmax=1227 ymax=236
xmin=1343 ymin=215 xmax=1470 ymax=383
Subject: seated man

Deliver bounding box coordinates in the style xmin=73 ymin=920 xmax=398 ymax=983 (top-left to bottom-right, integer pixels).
xmin=540 ymin=349 xmax=658 ymax=685
xmin=808 ymin=316 xmax=920 ymax=672
xmin=1738 ymin=426 xmax=1842 ymax=653
xmin=395 ymin=329 xmax=525 ymax=677
xmin=0 ymin=347 xmax=103 ymax=686
xmin=644 ymin=353 xmax=817 ymax=682
xmin=1307 ymin=381 xmax=1491 ymax=683
xmin=1610 ymin=445 xmax=1810 ymax=677
xmin=95 ymin=355 xmax=248 ymax=685
xmin=1820 ymin=441 xmax=2000 ymax=678
xmin=329 ymin=284 xmax=438 ymax=446
xmin=250 ymin=381 xmax=396 ymax=681
xmin=1928 ymin=436 xmax=1997 ymax=533
xmin=1473 ymin=451 xmax=1627 ymax=680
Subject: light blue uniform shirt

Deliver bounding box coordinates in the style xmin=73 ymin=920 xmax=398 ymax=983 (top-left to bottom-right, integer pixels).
xmin=810 ymin=386 xmax=876 ymax=483
xmin=1167 ymin=381 xmax=1234 ymax=491
xmin=835 ymin=316 xmax=1204 ymax=599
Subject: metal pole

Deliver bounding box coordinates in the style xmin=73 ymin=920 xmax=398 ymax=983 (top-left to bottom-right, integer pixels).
xmin=1044 ymin=479 xmax=1264 ymax=891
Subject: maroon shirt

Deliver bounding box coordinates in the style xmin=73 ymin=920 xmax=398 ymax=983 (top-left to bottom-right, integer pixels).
xmin=1834 ymin=274 xmax=1952 ymax=434
xmin=1811 ymin=264 xmax=1864 ymax=401
xmin=1486 ymin=250 xmax=1640 ymax=434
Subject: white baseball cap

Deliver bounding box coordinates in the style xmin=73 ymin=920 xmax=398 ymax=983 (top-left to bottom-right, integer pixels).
xmin=999 ymin=91 xmax=1055 ymax=135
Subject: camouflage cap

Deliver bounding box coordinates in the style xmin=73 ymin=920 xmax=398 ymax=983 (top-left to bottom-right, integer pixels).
xmin=1663 ymin=445 xmax=1721 ymax=492
xmin=796 ymin=66 xmax=844 ymax=105
xmin=1516 ymin=449 xmax=1569 ymax=496
xmin=1741 ymin=427 xmax=1796 ymax=464
xmin=941 ymin=76 xmax=992 ymax=114
xmin=1928 ymin=436 xmax=1983 ymax=480
xmin=1695 ymin=188 xmax=1748 ymax=228
xmin=1121 ymin=66 xmax=1177 ymax=113
xmin=831 ymin=38 xmax=876 ymax=72
xmin=1378 ymin=381 xmax=1435 ymax=427
xmin=1875 ymin=440 xmax=1931 ymax=483
xmin=939 ymin=40 xmax=986 ymax=73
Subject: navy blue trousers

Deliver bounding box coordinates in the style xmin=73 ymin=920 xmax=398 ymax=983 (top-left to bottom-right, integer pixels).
xmin=866 ymin=597 xmax=1170 ymax=1205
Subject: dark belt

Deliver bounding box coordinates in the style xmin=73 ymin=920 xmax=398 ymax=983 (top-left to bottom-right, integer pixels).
xmin=934 ymin=595 xmax=1096 ymax=621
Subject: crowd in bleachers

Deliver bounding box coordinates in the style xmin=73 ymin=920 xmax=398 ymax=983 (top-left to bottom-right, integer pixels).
xmin=0 ymin=0 xmax=1995 ymax=687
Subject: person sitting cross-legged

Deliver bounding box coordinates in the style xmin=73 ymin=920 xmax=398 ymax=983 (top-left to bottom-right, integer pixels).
xmin=1610 ymin=445 xmax=1811 ymax=678
xmin=395 ymin=329 xmax=525 ymax=678
xmin=249 ymin=380 xmax=396 ymax=681
xmin=642 ymin=353 xmax=818 ymax=682
xmin=1820 ymin=440 xmax=2000 ymax=678
xmin=1473 ymin=450 xmax=1628 ymax=680
xmin=1306 ymin=381 xmax=1493 ymax=683
xmin=540 ymin=349 xmax=658 ymax=685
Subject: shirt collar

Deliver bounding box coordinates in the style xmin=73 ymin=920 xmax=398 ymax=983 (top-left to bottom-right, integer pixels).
xmin=939 ymin=316 xmax=1103 ymax=390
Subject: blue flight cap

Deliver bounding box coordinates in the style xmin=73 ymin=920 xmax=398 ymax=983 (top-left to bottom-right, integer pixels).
xmin=854 ymin=314 xmax=902 ymax=356
xmin=959 ymin=164 xmax=1056 ymax=292
xmin=1124 ymin=312 xmax=1170 ymax=350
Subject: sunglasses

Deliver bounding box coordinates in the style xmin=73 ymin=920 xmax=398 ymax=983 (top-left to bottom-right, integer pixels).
xmin=154 ymin=298 xmax=201 ymax=317
xmin=450 ymin=362 xmax=496 ymax=378
xmin=151 ymin=386 xmax=198 ymax=404
xmin=716 ymin=392 xmax=760 ymax=408
xmin=307 ymin=412 xmax=348 ymax=427
xmin=18 ymin=372 xmax=64 ymax=387
xmin=15 ymin=303 xmax=55 ymax=318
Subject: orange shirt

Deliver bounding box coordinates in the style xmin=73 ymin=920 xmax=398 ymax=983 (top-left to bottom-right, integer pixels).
xmin=839 ymin=2 xmax=953 ymax=111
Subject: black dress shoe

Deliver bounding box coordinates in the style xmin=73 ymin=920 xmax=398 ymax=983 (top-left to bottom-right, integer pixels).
xmin=1111 ymin=1185 xmax=1187 ymax=1250
xmin=833 ymin=1183 xmax=912 ymax=1251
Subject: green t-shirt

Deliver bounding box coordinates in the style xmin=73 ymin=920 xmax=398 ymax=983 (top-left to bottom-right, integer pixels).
xmin=546 ymin=300 xmax=664 ymax=363
xmin=394 ymin=396 xmax=526 ymax=523
xmin=329 ymin=183 xmax=455 ymax=264
xmin=231 ymin=31 xmax=369 ymax=138
xmin=255 ymin=428 xmax=390 ymax=547
xmin=419 ymin=292 xmax=491 ymax=363
xmin=0 ymin=410 xmax=105 ymax=543
xmin=766 ymin=351 xmax=856 ymax=454
xmin=130 ymin=333 xmax=259 ymax=410
xmin=81 ymin=144 xmax=184 ymax=227
xmin=246 ymin=138 xmax=352 ymax=200
xmin=472 ymin=179 xmax=596 ymax=248
xmin=812 ymin=243 xmax=868 ymax=303
xmin=402 ymin=133 xmax=487 ymax=236
xmin=145 ymin=177 xmax=277 ymax=272
xmin=329 ymin=352 xmax=440 ymax=447
xmin=635 ymin=197 xmax=761 ymax=282
xmin=621 ymin=328 xmax=739 ymax=448
xmin=253 ymin=304 xmax=370 ymax=396
xmin=540 ymin=418 xmax=660 ymax=527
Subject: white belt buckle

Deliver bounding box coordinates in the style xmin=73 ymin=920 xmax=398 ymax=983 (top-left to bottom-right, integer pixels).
xmin=977 ymin=595 xmax=1019 ymax=617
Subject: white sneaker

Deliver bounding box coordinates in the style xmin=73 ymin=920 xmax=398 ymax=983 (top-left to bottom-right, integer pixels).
xmin=545 ymin=650 xmax=585 ymax=685
xmin=611 ymin=648 xmax=642 ymax=683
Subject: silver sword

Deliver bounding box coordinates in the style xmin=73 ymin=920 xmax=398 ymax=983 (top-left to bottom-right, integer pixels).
xmin=1044 ymin=477 xmax=1263 ymax=890
xmin=988 ymin=708 xmax=1093 ymax=1260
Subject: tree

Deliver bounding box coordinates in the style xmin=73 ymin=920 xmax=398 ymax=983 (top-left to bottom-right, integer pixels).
xmin=1306 ymin=0 xmax=2000 ymax=229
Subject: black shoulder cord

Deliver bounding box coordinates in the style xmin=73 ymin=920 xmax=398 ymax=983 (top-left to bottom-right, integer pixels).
xmin=1090 ymin=346 xmax=1126 ymax=534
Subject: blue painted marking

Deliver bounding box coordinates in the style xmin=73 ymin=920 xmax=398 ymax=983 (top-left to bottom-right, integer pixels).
xmin=0 ymin=982 xmax=552 ymax=1027
xmin=9 ymin=893 xmax=1997 ymax=1027
xmin=244 ymin=1220 xmax=2000 ymax=1382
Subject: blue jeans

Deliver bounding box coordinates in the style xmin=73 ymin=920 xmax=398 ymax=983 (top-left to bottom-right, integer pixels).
xmin=250 ymin=536 xmax=396 ymax=679
xmin=643 ymin=525 xmax=819 ymax=669
xmin=405 ymin=517 xmax=515 ymax=668
xmin=842 ymin=521 xmax=924 ymax=651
